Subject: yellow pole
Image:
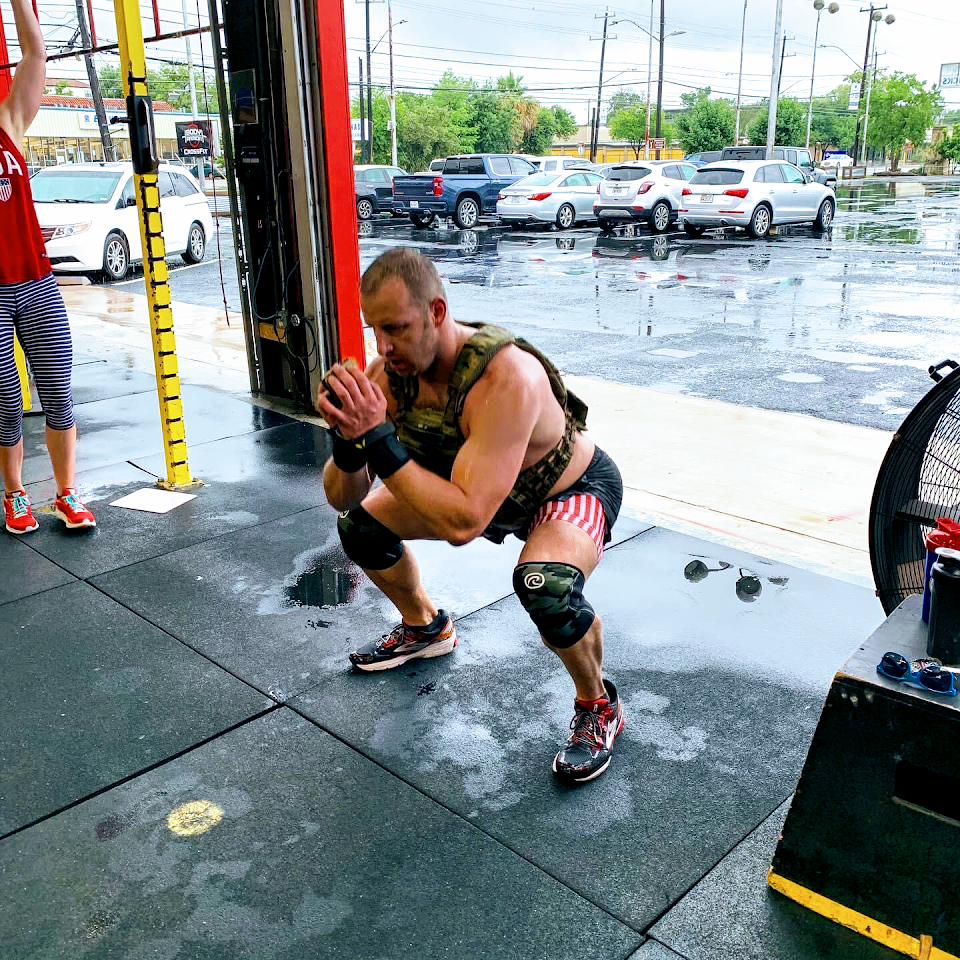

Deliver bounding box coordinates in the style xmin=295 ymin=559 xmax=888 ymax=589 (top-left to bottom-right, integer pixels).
xmin=113 ymin=0 xmax=197 ymax=489
xmin=13 ymin=334 xmax=31 ymax=412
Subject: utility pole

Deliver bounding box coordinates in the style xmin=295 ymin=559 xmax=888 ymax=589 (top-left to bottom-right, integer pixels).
xmin=765 ymin=0 xmax=784 ymax=159
xmin=775 ymin=34 xmax=797 ymax=102
xmin=655 ymin=0 xmax=664 ymax=159
xmin=735 ymin=0 xmax=747 ymax=145
xmin=388 ymin=0 xmax=397 ymax=166
xmin=645 ymin=0 xmax=653 ymax=159
xmin=358 ymin=57 xmax=366 ymax=163
xmin=852 ymin=5 xmax=892 ymax=164
xmin=365 ymin=0 xmax=373 ymax=164
xmin=180 ymin=0 xmax=205 ymax=189
xmin=74 ymin=0 xmax=115 ymax=161
xmin=590 ymin=9 xmax=610 ymax=163
xmin=861 ymin=46 xmax=879 ymax=166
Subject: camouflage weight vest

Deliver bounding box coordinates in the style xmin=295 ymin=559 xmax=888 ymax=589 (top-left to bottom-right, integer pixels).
xmin=386 ymin=324 xmax=588 ymax=534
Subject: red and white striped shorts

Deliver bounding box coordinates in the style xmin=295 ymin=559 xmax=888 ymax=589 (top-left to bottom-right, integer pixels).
xmin=528 ymin=493 xmax=608 ymax=560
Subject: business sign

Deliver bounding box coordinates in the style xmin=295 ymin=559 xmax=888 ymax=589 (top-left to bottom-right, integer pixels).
xmin=941 ymin=63 xmax=960 ymax=88
xmin=848 ymin=82 xmax=861 ymax=110
xmin=79 ymin=112 xmax=100 ymax=130
xmin=351 ymin=118 xmax=369 ymax=141
xmin=175 ymin=120 xmax=214 ymax=159
xmin=648 ymin=137 xmax=666 ymax=150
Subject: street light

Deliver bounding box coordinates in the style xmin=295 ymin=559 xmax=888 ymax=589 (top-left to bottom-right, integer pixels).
xmin=612 ymin=10 xmax=684 ymax=160
xmin=806 ymin=1 xmax=840 ymax=150
xmin=852 ymin=4 xmax=895 ymax=164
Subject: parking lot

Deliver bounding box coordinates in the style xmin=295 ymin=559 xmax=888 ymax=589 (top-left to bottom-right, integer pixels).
xmin=107 ymin=176 xmax=960 ymax=431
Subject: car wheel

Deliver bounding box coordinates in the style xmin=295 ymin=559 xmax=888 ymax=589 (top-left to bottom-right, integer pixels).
xmin=410 ymin=212 xmax=435 ymax=228
xmin=650 ymin=235 xmax=669 ymax=260
xmin=683 ymin=223 xmax=706 ymax=238
xmin=454 ymin=196 xmax=480 ymax=229
xmin=182 ymin=222 xmax=205 ymax=264
xmin=102 ymin=232 xmax=129 ymax=281
xmin=356 ymin=198 xmax=374 ymax=221
xmin=555 ymin=203 xmax=576 ymax=230
xmin=649 ymin=201 xmax=671 ymax=233
xmin=597 ymin=218 xmax=615 ymax=234
xmin=747 ymin=204 xmax=771 ymax=239
xmin=813 ymin=198 xmax=835 ymax=231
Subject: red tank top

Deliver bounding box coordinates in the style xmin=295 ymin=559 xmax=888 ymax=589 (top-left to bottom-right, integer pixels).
xmin=0 ymin=126 xmax=49 ymax=283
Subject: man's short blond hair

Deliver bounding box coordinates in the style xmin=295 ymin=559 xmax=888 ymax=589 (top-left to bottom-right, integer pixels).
xmin=360 ymin=247 xmax=445 ymax=315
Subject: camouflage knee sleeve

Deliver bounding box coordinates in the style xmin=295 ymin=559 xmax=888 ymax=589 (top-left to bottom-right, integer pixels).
xmin=512 ymin=561 xmax=595 ymax=648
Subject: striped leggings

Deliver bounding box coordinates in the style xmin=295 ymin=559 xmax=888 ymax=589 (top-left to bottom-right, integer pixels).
xmin=0 ymin=273 xmax=75 ymax=446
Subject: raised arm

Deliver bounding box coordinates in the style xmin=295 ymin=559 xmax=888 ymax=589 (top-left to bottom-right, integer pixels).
xmin=0 ymin=0 xmax=45 ymax=143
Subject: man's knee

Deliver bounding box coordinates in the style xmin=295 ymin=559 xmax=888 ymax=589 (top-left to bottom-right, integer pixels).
xmin=337 ymin=505 xmax=404 ymax=570
xmin=513 ymin=561 xmax=595 ymax=648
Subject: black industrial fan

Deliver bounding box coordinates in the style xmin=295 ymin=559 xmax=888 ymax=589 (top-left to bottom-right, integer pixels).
xmin=870 ymin=359 xmax=960 ymax=615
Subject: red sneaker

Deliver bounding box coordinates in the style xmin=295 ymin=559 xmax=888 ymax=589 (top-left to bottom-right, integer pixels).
xmin=4 ymin=490 xmax=39 ymax=534
xmin=54 ymin=488 xmax=96 ymax=529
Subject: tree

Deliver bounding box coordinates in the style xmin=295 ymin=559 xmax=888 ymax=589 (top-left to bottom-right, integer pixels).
xmin=394 ymin=93 xmax=466 ymax=172
xmin=808 ymin=82 xmax=857 ymax=152
xmin=520 ymin=107 xmax=557 ymax=155
xmin=866 ymin=71 xmax=943 ymax=171
xmin=673 ymin=87 xmax=735 ymax=152
xmin=607 ymin=88 xmax=644 ymax=122
xmin=495 ymin=71 xmax=540 ymax=150
xmin=548 ymin=104 xmax=577 ymax=139
xmin=609 ymin=108 xmax=647 ymax=158
xmin=468 ymin=85 xmax=517 ymax=153
xmin=98 ymin=65 xmax=123 ymax=99
xmin=746 ymin=97 xmax=807 ymax=146
xmin=935 ymin=128 xmax=960 ymax=170
xmin=98 ymin=63 xmax=219 ymax=112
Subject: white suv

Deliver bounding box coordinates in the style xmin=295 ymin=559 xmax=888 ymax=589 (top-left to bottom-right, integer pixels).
xmin=32 ymin=161 xmax=214 ymax=281
xmin=594 ymin=160 xmax=698 ymax=233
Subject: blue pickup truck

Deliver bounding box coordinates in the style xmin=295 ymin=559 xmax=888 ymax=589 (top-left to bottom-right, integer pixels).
xmin=392 ymin=154 xmax=538 ymax=229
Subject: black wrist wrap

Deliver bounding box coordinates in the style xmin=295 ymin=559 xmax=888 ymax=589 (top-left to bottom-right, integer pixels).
xmin=357 ymin=422 xmax=411 ymax=479
xmin=330 ymin=429 xmax=368 ymax=473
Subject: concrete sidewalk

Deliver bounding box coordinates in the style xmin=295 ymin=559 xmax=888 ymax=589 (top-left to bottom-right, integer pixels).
xmin=0 ymin=288 xmax=903 ymax=959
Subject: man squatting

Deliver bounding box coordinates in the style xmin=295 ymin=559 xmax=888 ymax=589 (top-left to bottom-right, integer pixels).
xmin=317 ymin=247 xmax=625 ymax=782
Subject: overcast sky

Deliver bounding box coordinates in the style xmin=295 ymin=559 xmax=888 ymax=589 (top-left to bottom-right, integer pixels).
xmin=8 ymin=0 xmax=959 ymax=122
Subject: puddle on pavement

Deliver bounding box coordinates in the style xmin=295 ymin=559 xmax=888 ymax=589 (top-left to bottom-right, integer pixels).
xmin=285 ymin=548 xmax=363 ymax=609
xmin=683 ymin=556 xmax=789 ymax=604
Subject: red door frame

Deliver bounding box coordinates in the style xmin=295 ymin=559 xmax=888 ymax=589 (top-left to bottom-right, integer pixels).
xmin=314 ymin=0 xmax=365 ymax=368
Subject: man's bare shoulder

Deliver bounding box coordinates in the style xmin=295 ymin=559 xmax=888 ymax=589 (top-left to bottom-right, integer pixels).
xmin=465 ymin=343 xmax=543 ymax=415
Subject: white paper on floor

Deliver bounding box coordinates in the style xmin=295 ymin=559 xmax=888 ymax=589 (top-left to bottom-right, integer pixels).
xmin=110 ymin=488 xmax=197 ymax=514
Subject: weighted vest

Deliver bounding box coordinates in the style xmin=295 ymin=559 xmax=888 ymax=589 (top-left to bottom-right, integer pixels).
xmin=386 ymin=324 xmax=588 ymax=532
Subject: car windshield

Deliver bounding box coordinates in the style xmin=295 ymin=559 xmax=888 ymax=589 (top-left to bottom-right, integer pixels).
xmin=512 ymin=173 xmax=557 ymax=188
xmin=689 ymin=168 xmax=745 ymax=186
xmin=607 ymin=166 xmax=652 ymax=181
xmin=31 ymin=169 xmax=123 ymax=203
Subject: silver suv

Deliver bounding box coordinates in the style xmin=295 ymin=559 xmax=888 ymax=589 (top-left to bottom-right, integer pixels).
xmin=594 ymin=160 xmax=698 ymax=233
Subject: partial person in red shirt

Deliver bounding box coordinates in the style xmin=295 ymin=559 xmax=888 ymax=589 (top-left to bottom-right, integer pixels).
xmin=0 ymin=0 xmax=95 ymax=534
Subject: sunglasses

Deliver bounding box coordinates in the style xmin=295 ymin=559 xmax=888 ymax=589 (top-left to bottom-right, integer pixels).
xmin=876 ymin=652 xmax=958 ymax=697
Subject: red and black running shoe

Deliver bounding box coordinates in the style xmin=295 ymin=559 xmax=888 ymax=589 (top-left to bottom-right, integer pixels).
xmin=553 ymin=678 xmax=625 ymax=783
xmin=349 ymin=611 xmax=457 ymax=671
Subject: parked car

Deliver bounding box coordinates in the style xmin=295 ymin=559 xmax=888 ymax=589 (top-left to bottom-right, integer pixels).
xmin=820 ymin=152 xmax=854 ymax=169
xmin=354 ymin=164 xmax=406 ymax=219
xmin=678 ymin=160 xmax=836 ymax=239
xmin=186 ymin=160 xmax=226 ymax=181
xmin=429 ymin=158 xmax=446 ymax=172
xmin=683 ymin=150 xmax=722 ymax=167
xmin=719 ymin=145 xmax=836 ymax=188
xmin=32 ymin=161 xmax=214 ymax=280
xmin=496 ymin=170 xmax=604 ymax=228
xmin=392 ymin=154 xmax=538 ymax=228
xmin=594 ymin=160 xmax=698 ymax=233
xmin=529 ymin=156 xmax=594 ymax=173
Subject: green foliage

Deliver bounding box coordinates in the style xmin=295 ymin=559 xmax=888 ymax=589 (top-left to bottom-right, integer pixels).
xmin=746 ymin=97 xmax=807 ymax=146
xmin=549 ymin=105 xmax=577 ymax=139
xmin=98 ymin=64 xmax=219 ymax=112
xmin=935 ymin=128 xmax=960 ymax=164
xmin=673 ymin=88 xmax=735 ymax=152
xmin=808 ymin=83 xmax=857 ymax=151
xmin=609 ymin=108 xmax=648 ymax=158
xmin=607 ymin=89 xmax=644 ymax=121
xmin=866 ymin=71 xmax=943 ymax=170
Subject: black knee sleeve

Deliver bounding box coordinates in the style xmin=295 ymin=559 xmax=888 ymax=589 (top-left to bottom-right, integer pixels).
xmin=513 ymin=561 xmax=595 ymax=648
xmin=337 ymin=506 xmax=404 ymax=570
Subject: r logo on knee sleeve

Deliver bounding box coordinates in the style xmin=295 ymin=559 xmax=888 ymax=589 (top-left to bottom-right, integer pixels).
xmin=337 ymin=505 xmax=405 ymax=570
xmin=513 ymin=561 xmax=595 ymax=648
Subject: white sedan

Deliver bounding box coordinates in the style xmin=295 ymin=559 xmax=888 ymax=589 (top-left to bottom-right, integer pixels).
xmin=497 ymin=170 xmax=603 ymax=229
xmin=32 ymin=161 xmax=214 ymax=281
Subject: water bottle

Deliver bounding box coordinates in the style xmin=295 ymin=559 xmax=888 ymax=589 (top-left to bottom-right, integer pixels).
xmin=927 ymin=547 xmax=960 ymax=664
xmin=921 ymin=518 xmax=960 ymax=623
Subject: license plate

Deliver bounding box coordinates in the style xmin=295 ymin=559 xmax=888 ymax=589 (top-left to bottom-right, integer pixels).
xmin=699 ymin=194 xmax=713 ymax=203
xmin=612 ymin=186 xmax=626 ymax=194
xmin=508 ymin=196 xmax=523 ymax=203
xmin=409 ymin=200 xmax=419 ymax=208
